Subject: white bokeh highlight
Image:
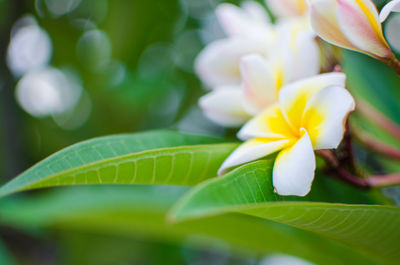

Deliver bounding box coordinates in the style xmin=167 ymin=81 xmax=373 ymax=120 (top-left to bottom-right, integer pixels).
xmin=7 ymin=18 xmax=52 ymax=77
xmin=260 ymin=254 xmax=316 ymax=265
xmin=45 ymin=0 xmax=82 ymax=17
xmin=77 ymin=29 xmax=112 ymax=71
xmin=15 ymin=67 xmax=82 ymax=118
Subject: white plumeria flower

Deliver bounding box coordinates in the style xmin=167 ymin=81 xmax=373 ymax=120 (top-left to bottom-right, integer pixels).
xmin=195 ymin=2 xmax=275 ymax=88
xmin=307 ymin=0 xmax=393 ymax=59
xmin=219 ymin=73 xmax=355 ymax=196
xmin=266 ymin=0 xmax=308 ymax=18
xmin=217 ymin=1 xmax=274 ymax=41
xmin=199 ymin=85 xmax=253 ymax=127
xmin=380 ymin=0 xmax=400 ymax=22
xmin=199 ymin=17 xmax=320 ymax=127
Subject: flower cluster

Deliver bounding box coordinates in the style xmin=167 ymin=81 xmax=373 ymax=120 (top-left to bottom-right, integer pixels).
xmin=197 ymin=1 xmax=319 ymax=127
xmin=195 ymin=0 xmax=400 ymax=196
xmin=219 ymin=73 xmax=354 ymax=196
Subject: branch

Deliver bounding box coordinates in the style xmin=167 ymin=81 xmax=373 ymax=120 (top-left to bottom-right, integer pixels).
xmin=317 ymin=150 xmax=400 ymax=189
xmin=356 ymin=99 xmax=400 ymax=140
xmin=342 ymin=122 xmax=356 ymax=171
xmin=317 ymin=150 xmax=369 ymax=189
xmin=380 ymin=55 xmax=400 ymax=77
xmin=352 ymin=130 xmax=400 ymax=160
xmin=367 ymin=174 xmax=400 ymax=188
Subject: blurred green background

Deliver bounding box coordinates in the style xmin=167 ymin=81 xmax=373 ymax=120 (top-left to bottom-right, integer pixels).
xmin=0 ymin=0 xmax=266 ymax=264
xmin=0 ymin=0 xmax=248 ymax=181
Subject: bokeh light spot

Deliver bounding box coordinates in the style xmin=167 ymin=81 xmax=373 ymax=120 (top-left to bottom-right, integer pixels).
xmin=77 ymin=29 xmax=112 ymax=71
xmin=15 ymin=67 xmax=82 ymax=118
xmin=7 ymin=17 xmax=52 ymax=77
xmin=45 ymin=0 xmax=82 ymax=17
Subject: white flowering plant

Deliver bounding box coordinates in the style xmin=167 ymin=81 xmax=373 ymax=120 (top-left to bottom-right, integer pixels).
xmin=1 ymin=1 xmax=400 ymax=264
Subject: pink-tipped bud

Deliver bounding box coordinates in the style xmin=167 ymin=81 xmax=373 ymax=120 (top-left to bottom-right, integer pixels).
xmin=308 ymin=0 xmax=393 ymax=59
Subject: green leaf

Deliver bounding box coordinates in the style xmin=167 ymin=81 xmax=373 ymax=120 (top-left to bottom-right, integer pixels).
xmin=343 ymin=51 xmax=400 ymax=173
xmin=170 ymin=160 xmax=399 ymax=265
xmin=343 ymin=51 xmax=400 ymax=125
xmin=0 ymin=186 xmax=378 ymax=265
xmin=0 ymin=130 xmax=237 ymax=198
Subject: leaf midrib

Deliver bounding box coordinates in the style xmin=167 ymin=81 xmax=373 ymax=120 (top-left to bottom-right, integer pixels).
xmin=0 ymin=143 xmax=237 ymax=198
xmin=171 ymin=199 xmax=400 ymax=222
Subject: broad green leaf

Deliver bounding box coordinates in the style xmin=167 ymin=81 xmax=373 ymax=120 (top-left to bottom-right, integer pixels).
xmin=0 ymin=130 xmax=237 ymax=198
xmin=343 ymin=51 xmax=400 ymax=173
xmin=0 ymin=186 xmax=378 ymax=265
xmin=170 ymin=160 xmax=398 ymax=265
xmin=343 ymin=51 xmax=400 ymax=125
xmin=350 ymin=112 xmax=400 ymax=173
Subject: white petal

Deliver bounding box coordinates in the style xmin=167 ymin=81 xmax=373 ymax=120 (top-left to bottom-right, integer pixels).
xmin=242 ymin=1 xmax=271 ymax=23
xmin=287 ymin=27 xmax=320 ymax=81
xmin=216 ymin=3 xmax=249 ymax=37
xmin=238 ymin=105 xmax=295 ymax=140
xmin=249 ymin=18 xmax=320 ymax=100
xmin=266 ymin=0 xmax=308 ymax=17
xmin=380 ymin=0 xmax=400 ymax=22
xmin=273 ymin=130 xmax=316 ymax=196
xmin=336 ymin=0 xmax=391 ymax=58
xmin=385 ymin=15 xmax=400 ymax=53
xmin=308 ymin=0 xmax=359 ymax=51
xmin=302 ymin=86 xmax=355 ymax=149
xmin=270 ymin=17 xmax=319 ymax=86
xmin=279 ymin=73 xmax=346 ymax=129
xmin=199 ymin=86 xmax=251 ymax=127
xmin=216 ymin=2 xmax=272 ymax=39
xmin=240 ymin=54 xmax=277 ymax=115
xmin=218 ymin=138 xmax=289 ymax=175
xmin=195 ymin=38 xmax=266 ymax=88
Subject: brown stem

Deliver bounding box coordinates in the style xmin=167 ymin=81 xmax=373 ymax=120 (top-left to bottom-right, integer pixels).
xmin=357 ymin=100 xmax=400 ymax=140
xmin=317 ymin=150 xmax=400 ymax=189
xmin=381 ymin=54 xmax=400 ymax=76
xmin=317 ymin=150 xmax=338 ymax=167
xmin=317 ymin=150 xmax=369 ymax=188
xmin=352 ymin=130 xmax=400 ymax=160
xmin=334 ymin=167 xmax=370 ymax=189
xmin=343 ymin=122 xmax=356 ymax=171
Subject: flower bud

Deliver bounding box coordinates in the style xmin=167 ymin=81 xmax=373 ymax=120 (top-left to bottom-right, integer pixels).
xmin=308 ymin=0 xmax=393 ymax=59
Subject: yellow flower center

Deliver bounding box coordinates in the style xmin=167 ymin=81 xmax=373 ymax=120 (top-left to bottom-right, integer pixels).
xmin=266 ymin=85 xmax=325 ymax=147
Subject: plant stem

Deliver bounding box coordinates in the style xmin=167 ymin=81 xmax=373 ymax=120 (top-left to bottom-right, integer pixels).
xmin=317 ymin=150 xmax=400 ymax=189
xmin=317 ymin=150 xmax=338 ymax=166
xmin=352 ymin=130 xmax=400 ymax=160
xmin=381 ymin=55 xmax=400 ymax=77
xmin=343 ymin=122 xmax=356 ymax=171
xmin=317 ymin=150 xmax=368 ymax=188
xmin=334 ymin=166 xmax=370 ymax=188
xmin=367 ymin=174 xmax=400 ymax=188
xmin=357 ymin=100 xmax=400 ymax=140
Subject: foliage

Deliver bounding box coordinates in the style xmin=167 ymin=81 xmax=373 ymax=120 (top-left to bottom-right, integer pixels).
xmin=0 ymin=186 xmax=379 ymax=265
xmin=1 ymin=0 xmax=400 ymax=264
